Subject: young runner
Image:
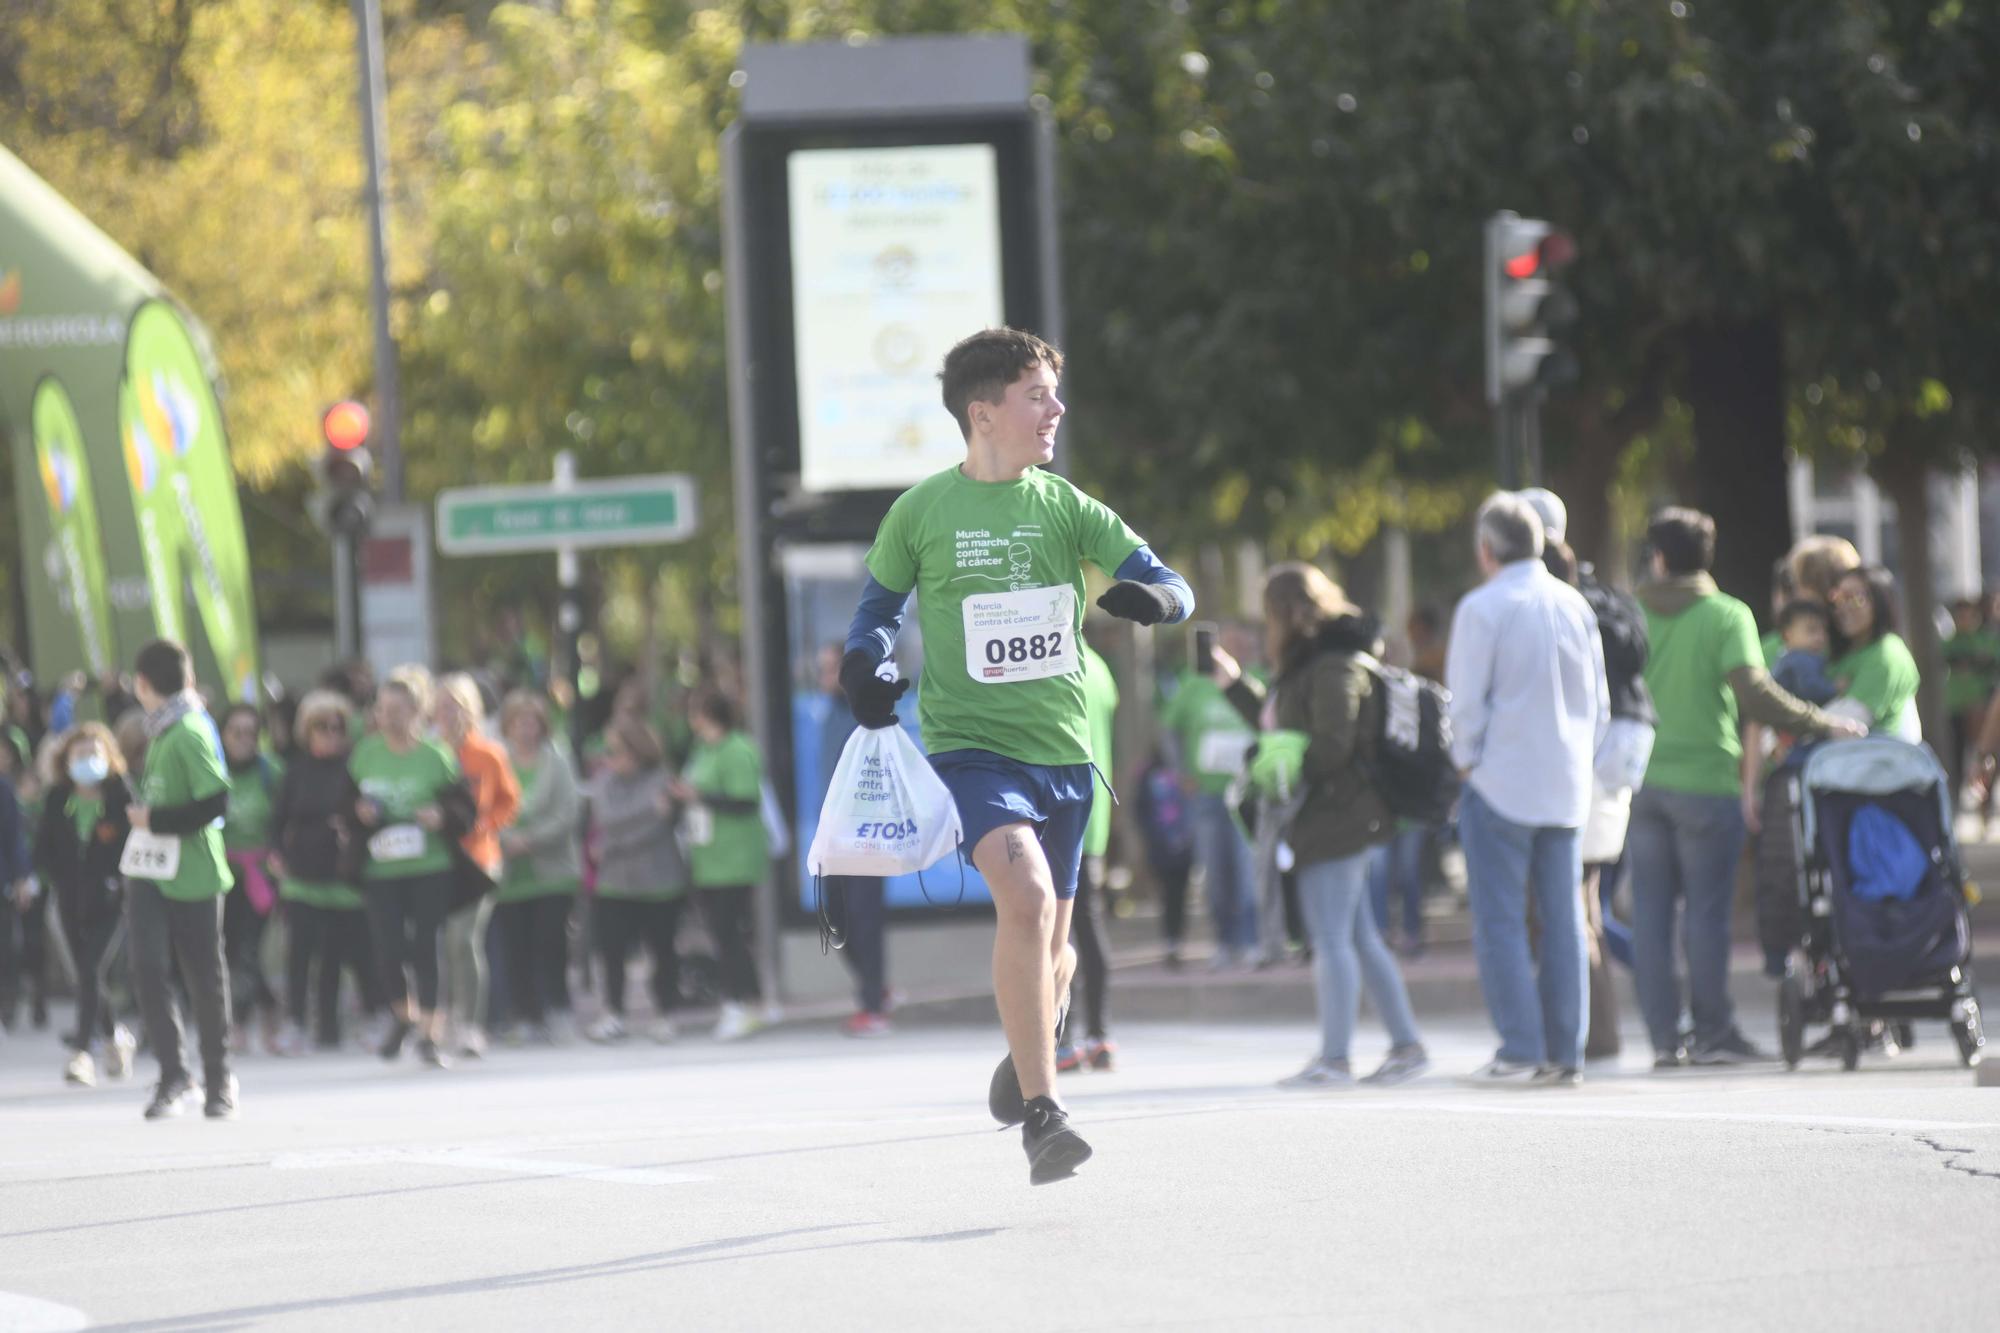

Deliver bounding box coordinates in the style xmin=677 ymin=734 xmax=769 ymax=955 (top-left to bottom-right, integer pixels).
xmin=842 ymin=328 xmax=1193 ymax=1184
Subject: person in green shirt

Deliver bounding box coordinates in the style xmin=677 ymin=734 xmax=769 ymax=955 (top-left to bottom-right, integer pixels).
xmin=1828 ymin=566 xmax=1923 ymax=741
xmin=220 ymin=704 xmax=283 ymax=1054
xmin=124 ymin=638 xmax=237 ymax=1121
xmin=839 ymin=328 xmax=1194 ymax=1185
xmin=1942 ymin=598 xmax=2000 ymax=808
xmin=1158 ymin=624 xmax=1264 ymax=968
xmin=496 ymin=689 xmax=582 ymax=1043
xmin=672 ymin=689 xmax=769 ymax=1042
xmin=349 ymin=670 xmax=461 ymax=1068
xmin=1061 ymin=635 xmax=1119 ymax=1073
xmin=1632 ymin=511 xmax=1860 ymax=1071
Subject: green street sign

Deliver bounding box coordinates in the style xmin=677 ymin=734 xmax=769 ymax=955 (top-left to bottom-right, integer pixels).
xmin=435 ymin=474 xmax=698 ymax=555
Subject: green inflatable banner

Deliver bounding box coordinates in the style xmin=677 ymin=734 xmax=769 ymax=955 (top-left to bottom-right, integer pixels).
xmin=119 ymin=301 xmax=260 ymax=703
xmin=29 ymin=377 xmax=116 ymax=678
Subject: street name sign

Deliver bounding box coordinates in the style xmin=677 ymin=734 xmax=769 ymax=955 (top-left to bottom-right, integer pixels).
xmin=435 ymin=474 xmax=697 ymax=555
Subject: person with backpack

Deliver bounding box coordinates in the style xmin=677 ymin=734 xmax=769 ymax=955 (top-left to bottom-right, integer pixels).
xmin=1208 ymin=563 xmax=1429 ymax=1089
xmin=1446 ymin=494 xmax=1609 ymax=1087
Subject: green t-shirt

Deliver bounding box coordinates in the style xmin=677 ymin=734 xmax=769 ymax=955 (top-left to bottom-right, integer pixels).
xmin=140 ymin=709 xmax=232 ymax=901
xmin=69 ymin=793 xmax=103 ymax=844
xmin=865 ymin=465 xmax=1144 ymax=766
xmin=1080 ymin=643 xmax=1119 ymax=857
xmin=1159 ymin=672 xmax=1260 ymax=797
xmin=1760 ymin=630 xmax=1784 ymax=670
xmin=1943 ymin=627 xmax=2000 ymax=714
xmin=281 ymin=876 xmax=365 ymax=911
xmin=348 ymin=733 xmax=460 ymax=880
xmin=1643 ymin=591 xmax=1763 ymax=797
xmin=684 ymin=731 xmax=767 ymax=889
xmin=223 ymin=757 xmax=281 ymax=851
xmin=1832 ymin=633 xmax=1922 ymax=738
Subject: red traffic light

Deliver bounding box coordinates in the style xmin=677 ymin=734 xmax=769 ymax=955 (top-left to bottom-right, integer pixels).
xmin=1504 ymin=230 xmax=1577 ymax=280
xmin=322 ymin=400 xmax=371 ymax=452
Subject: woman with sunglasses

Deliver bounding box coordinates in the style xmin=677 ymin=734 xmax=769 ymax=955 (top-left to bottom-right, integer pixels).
xmin=1828 ymin=567 xmax=1922 ymax=742
xmin=269 ymin=690 xmax=381 ymax=1052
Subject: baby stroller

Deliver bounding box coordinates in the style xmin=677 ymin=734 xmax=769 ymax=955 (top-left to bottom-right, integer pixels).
xmin=1781 ymin=737 xmax=1984 ymax=1071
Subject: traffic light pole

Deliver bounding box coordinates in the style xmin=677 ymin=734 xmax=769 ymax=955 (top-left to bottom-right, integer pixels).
xmin=351 ymin=0 xmax=402 ymax=503
xmin=554 ymin=450 xmax=584 ymax=756
xmin=332 ymin=531 xmax=362 ymax=660
xmin=1494 ymin=390 xmax=1544 ymax=491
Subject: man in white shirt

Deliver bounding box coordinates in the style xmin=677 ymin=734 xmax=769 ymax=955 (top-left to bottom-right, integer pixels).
xmin=1446 ymin=492 xmax=1610 ymax=1085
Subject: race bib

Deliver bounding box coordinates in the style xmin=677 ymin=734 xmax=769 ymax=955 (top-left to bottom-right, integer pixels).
xmin=682 ymin=805 xmax=715 ymax=848
xmin=963 ymin=585 xmax=1077 ymax=685
xmin=120 ymin=830 xmax=182 ymax=881
xmin=1197 ymin=730 xmax=1255 ymax=777
xmin=369 ymin=823 xmax=426 ymax=863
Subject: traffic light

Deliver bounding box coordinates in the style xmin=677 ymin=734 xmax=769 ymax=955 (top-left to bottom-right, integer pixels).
xmin=1484 ymin=212 xmax=1579 ymax=406
xmin=319 ymin=399 xmax=374 ymax=536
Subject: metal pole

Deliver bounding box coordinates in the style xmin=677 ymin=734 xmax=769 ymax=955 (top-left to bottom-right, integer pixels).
xmin=352 ymin=0 xmax=402 ymax=503
xmin=555 ymin=451 xmax=583 ymax=755
xmin=332 ymin=532 xmax=359 ymax=660
xmin=1522 ymin=392 xmax=1544 ymax=488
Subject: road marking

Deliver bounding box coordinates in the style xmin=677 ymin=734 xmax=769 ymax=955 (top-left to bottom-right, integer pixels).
xmin=0 ymin=1291 xmax=89 ymax=1332
xmin=1202 ymin=1095 xmax=2000 ymax=1135
xmin=271 ymin=1148 xmax=707 ymax=1186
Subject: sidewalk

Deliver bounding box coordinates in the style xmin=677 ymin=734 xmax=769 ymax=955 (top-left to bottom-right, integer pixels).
xmin=779 ymin=832 xmax=2000 ymax=1032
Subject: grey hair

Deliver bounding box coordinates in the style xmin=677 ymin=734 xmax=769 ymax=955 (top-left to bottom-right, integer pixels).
xmin=1475 ymin=492 xmax=1546 ymax=565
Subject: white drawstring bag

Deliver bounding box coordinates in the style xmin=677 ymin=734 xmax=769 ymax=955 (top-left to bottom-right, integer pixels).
xmin=808 ymin=724 xmax=963 ymax=878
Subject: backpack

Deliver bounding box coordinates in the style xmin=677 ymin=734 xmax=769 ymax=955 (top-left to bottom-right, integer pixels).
xmin=1359 ymin=657 xmax=1460 ymax=824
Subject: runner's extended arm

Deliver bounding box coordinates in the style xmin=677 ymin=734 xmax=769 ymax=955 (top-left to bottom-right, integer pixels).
xmin=843 ymin=577 xmax=914 ymax=729
xmin=1097 ymin=546 xmax=1195 ymax=626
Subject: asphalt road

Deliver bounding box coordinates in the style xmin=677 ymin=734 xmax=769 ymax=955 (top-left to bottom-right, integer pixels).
xmin=1 ymin=1000 xmax=1996 ymax=1332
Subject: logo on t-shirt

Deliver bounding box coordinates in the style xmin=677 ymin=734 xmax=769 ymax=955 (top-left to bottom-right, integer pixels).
xmin=953 ymin=525 xmax=1046 ymax=591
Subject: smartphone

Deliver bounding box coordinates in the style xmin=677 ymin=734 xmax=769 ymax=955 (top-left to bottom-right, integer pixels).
xmin=1192 ymin=622 xmax=1218 ymax=675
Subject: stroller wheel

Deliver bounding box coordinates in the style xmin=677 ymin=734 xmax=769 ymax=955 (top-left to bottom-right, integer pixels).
xmin=1838 ymin=1026 xmax=1862 ymax=1072
xmin=1953 ymin=1001 xmax=1985 ymax=1069
xmin=1778 ymin=974 xmax=1806 ymax=1070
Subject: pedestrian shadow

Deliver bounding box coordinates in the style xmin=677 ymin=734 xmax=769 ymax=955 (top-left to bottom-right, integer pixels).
xmin=90 ymin=1224 xmax=1007 ymax=1330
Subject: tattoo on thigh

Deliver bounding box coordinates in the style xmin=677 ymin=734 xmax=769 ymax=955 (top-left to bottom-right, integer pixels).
xmin=1006 ymin=831 xmax=1027 ymax=864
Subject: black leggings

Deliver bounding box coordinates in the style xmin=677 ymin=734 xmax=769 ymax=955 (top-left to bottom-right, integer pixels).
xmin=695 ymin=887 xmax=760 ymax=1002
xmin=287 ymin=902 xmax=382 ymax=1041
xmin=496 ymin=894 xmax=575 ymax=1024
xmin=364 ymin=875 xmax=453 ymax=1013
xmin=59 ymin=885 xmax=123 ymax=1051
xmin=1070 ymin=854 xmax=1110 ymax=1040
xmin=594 ymin=895 xmax=681 ymax=1017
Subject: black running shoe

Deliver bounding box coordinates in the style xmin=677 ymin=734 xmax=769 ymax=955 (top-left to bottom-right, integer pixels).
xmin=204 ymin=1075 xmax=239 ymax=1120
xmin=416 ymin=1037 xmax=451 ymax=1069
xmin=988 ymin=999 xmax=1070 ymax=1127
xmin=144 ymin=1076 xmax=197 ymax=1121
xmin=379 ymin=1017 xmax=414 ymax=1062
xmin=1021 ymin=1096 xmax=1092 ymax=1186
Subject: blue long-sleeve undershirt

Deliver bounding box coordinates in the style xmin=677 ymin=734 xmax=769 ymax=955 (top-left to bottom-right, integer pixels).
xmin=844 ymin=545 xmax=1195 ymax=666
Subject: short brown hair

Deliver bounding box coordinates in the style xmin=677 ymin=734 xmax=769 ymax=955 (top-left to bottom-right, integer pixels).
xmin=1788 ymin=535 xmax=1862 ymax=604
xmin=938 ymin=327 xmax=1063 ymax=439
xmin=1648 ymin=507 xmax=1717 ymax=576
xmin=608 ymin=717 xmax=664 ymax=770
xmin=134 ymin=638 xmax=191 ymax=695
xmin=499 ymin=690 xmax=551 ymax=744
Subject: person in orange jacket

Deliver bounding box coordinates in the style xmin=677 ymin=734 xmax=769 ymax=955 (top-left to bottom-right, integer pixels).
xmin=436 ymin=672 xmax=520 ymax=1059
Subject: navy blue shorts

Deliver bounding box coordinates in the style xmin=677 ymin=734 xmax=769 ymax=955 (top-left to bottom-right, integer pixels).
xmin=929 ymin=749 xmax=1095 ymax=901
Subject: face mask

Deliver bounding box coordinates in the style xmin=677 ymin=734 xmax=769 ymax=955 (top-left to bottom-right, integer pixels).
xmin=69 ymin=752 xmax=110 ymax=786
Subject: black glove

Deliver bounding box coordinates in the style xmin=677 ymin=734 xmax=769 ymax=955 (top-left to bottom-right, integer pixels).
xmin=839 ymin=650 xmax=910 ymax=729
xmin=1095 ymin=580 xmax=1179 ymax=626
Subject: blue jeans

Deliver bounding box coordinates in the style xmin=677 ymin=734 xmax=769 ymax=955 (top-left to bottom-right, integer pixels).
xmin=1457 ymin=786 xmax=1588 ymax=1069
xmin=1627 ymin=786 xmax=1749 ymax=1054
xmin=1368 ymin=826 xmax=1429 ymax=944
xmin=1297 ymin=851 xmax=1422 ymax=1063
xmin=1192 ymin=793 xmax=1260 ymax=953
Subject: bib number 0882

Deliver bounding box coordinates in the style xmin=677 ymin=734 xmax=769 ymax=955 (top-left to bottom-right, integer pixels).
xmin=983 ymin=631 xmax=1064 ymax=666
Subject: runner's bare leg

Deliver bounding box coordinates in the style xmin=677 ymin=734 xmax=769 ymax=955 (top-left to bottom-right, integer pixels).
xmin=977 ymin=823 xmax=1063 ymax=1101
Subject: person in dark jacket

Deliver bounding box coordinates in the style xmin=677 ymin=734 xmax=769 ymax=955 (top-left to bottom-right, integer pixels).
xmin=1210 ymin=563 xmax=1428 ymax=1089
xmin=268 ymin=690 xmax=379 ymax=1051
xmin=35 ymin=723 xmax=137 ymax=1086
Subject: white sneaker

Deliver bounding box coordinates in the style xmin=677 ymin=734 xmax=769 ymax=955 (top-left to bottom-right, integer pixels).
xmin=1277 ymin=1059 xmax=1354 ymax=1090
xmin=649 ymin=1017 xmax=678 ymax=1044
xmin=712 ymin=1003 xmax=761 ymax=1042
xmin=273 ymin=1023 xmax=307 ymax=1058
xmin=586 ymin=1015 xmax=628 ymax=1043
xmin=1464 ymin=1058 xmax=1541 ymax=1086
xmin=106 ymin=1025 xmax=136 ymax=1080
xmin=65 ymin=1049 xmax=97 ymax=1087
